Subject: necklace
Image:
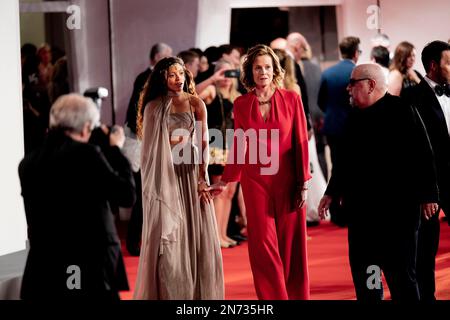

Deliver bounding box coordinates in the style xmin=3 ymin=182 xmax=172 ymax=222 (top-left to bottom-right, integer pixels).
xmin=258 ymin=99 xmax=271 ymax=105
xmin=256 ymin=87 xmax=274 ymax=105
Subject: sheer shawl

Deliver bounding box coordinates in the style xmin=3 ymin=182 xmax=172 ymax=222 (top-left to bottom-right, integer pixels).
xmin=134 ymin=97 xmax=185 ymax=299
xmin=141 ymin=97 xmax=183 ymax=252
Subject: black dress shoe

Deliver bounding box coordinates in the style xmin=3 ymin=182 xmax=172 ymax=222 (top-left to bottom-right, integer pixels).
xmin=230 ymin=234 xmax=247 ymax=242
xmin=330 ymin=216 xmax=348 ymax=227
xmin=307 ymin=220 xmax=320 ymax=227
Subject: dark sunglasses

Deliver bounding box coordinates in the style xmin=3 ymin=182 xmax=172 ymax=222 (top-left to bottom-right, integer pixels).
xmin=348 ymin=78 xmax=371 ymax=86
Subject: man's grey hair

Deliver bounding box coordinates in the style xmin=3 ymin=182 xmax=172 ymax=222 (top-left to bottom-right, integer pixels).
xmin=150 ymin=42 xmax=172 ymax=62
xmin=49 ymin=93 xmax=100 ymax=133
xmin=286 ymin=32 xmax=307 ymax=49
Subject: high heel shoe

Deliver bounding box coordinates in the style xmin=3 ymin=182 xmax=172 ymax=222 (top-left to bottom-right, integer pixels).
xmin=220 ymin=241 xmax=230 ymax=248
xmin=224 ymin=236 xmax=238 ymax=246
xmin=220 ymin=241 xmax=235 ymax=248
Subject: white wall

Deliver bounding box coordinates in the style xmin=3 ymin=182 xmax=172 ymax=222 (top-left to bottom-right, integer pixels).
xmin=336 ymin=0 xmax=374 ymax=64
xmin=337 ymin=0 xmax=450 ymax=73
xmin=382 ymin=0 xmax=450 ymax=74
xmin=69 ymin=0 xmax=114 ymax=125
xmin=0 ymin=0 xmax=28 ymax=256
xmin=196 ymin=0 xmax=232 ymax=50
xmin=110 ymin=0 xmax=199 ymax=125
xmin=197 ymin=0 xmax=450 ymax=74
xmin=230 ymin=0 xmax=341 ymax=8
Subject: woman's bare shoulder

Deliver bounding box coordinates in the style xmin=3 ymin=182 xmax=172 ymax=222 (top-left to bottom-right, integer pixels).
xmin=389 ymin=69 xmax=403 ymax=80
xmin=188 ymin=94 xmax=206 ymax=108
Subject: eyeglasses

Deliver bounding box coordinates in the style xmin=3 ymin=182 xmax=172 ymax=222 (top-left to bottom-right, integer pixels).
xmin=348 ymin=78 xmax=371 ymax=86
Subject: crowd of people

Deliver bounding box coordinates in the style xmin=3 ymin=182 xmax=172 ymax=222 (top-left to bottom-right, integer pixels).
xmin=318 ymin=39 xmax=450 ymax=301
xmin=17 ymin=31 xmax=450 ymax=301
xmin=21 ymin=43 xmax=68 ymax=154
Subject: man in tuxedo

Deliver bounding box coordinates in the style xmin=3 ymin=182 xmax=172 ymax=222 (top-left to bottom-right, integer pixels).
xmin=19 ymin=94 xmax=135 ymax=300
xmin=318 ymin=64 xmax=439 ymax=300
xmin=405 ymin=40 xmax=450 ymax=300
xmin=125 ymin=42 xmax=172 ymax=136
xmin=178 ymin=50 xmax=200 ymax=79
xmin=286 ymin=32 xmax=313 ymax=133
xmin=124 ymin=42 xmax=172 ymax=256
xmin=317 ymin=36 xmax=361 ymax=226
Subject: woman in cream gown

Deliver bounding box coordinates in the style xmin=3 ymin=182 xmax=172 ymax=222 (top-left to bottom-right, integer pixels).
xmin=133 ymin=57 xmax=224 ymax=300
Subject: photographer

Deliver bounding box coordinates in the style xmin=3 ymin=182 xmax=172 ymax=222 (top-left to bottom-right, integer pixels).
xmin=18 ymin=93 xmax=135 ymax=300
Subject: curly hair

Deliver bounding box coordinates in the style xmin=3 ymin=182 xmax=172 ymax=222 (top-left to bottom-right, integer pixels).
xmin=136 ymin=56 xmax=196 ymax=139
xmin=241 ymin=44 xmax=284 ymax=91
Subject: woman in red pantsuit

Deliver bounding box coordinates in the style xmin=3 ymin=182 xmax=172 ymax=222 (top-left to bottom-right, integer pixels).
xmin=211 ymin=45 xmax=311 ymax=299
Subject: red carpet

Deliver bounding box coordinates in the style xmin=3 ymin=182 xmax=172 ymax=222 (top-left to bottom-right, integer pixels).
xmin=119 ymin=219 xmax=450 ymax=300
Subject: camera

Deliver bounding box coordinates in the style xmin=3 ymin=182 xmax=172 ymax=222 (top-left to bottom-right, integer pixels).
xmin=84 ymin=87 xmax=113 ymax=150
xmin=224 ymin=69 xmax=240 ymax=78
xmin=83 ymin=87 xmax=109 ymax=112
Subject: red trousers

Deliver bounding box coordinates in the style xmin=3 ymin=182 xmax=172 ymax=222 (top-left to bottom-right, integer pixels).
xmin=241 ymin=178 xmax=310 ymax=300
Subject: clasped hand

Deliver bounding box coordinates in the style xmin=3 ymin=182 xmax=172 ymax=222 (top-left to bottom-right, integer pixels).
xmin=198 ymin=180 xmax=213 ymax=203
xmin=318 ymin=195 xmax=333 ymax=220
xmin=198 ymin=179 xmax=231 ymax=203
xmin=206 ymin=180 xmax=227 ymax=198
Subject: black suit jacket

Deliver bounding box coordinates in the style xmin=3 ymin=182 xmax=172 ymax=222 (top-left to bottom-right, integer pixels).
xmin=19 ymin=131 xmax=136 ymax=299
xmin=292 ymin=59 xmax=312 ymax=131
xmin=325 ymin=94 xmax=439 ymax=229
xmin=406 ymin=80 xmax=450 ymax=210
xmin=125 ymin=68 xmax=152 ymax=133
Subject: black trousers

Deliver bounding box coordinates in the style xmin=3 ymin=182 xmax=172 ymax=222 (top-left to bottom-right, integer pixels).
xmin=126 ymin=171 xmax=143 ymax=252
xmin=347 ymin=207 xmax=420 ymax=301
xmin=416 ymin=198 xmax=448 ymax=301
xmin=326 ymin=135 xmax=347 ymax=226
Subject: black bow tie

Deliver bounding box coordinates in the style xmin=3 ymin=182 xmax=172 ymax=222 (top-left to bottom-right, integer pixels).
xmin=434 ymin=84 xmax=450 ymax=97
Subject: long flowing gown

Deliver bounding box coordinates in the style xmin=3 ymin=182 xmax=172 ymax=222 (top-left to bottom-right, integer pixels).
xmin=134 ymin=97 xmax=224 ymax=300
xmin=306 ymin=134 xmax=327 ymax=222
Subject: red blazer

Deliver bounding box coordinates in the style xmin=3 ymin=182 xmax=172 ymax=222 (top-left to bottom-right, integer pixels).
xmin=222 ymin=88 xmax=311 ymax=187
